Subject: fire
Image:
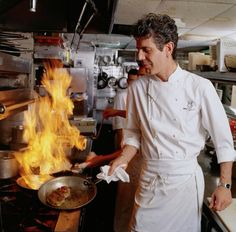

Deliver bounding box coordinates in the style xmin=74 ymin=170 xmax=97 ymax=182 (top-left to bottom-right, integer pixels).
xmin=15 ymin=61 xmax=87 ymax=188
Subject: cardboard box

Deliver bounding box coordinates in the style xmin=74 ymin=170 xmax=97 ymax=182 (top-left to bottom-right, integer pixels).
xmin=188 ymin=52 xmax=210 ymax=71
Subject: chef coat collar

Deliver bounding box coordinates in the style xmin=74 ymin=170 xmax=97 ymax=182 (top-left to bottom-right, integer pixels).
xmin=151 ymin=64 xmax=182 ymax=83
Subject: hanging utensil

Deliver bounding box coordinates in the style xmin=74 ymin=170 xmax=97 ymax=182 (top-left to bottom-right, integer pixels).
xmin=70 ymin=0 xmax=88 ymax=48
xmin=75 ymin=12 xmax=96 ymax=51
xmin=70 ymin=0 xmax=97 ymax=49
xmin=97 ymin=72 xmax=108 ymax=89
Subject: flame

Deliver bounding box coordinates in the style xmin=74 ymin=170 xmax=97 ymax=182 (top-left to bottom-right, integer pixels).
xmin=15 ymin=61 xmax=87 ymax=188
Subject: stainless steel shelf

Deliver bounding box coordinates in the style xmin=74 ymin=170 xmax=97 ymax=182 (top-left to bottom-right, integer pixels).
xmin=192 ymin=71 xmax=236 ymax=84
xmin=0 ymin=52 xmax=32 ymax=74
xmin=223 ymin=104 xmax=236 ymax=119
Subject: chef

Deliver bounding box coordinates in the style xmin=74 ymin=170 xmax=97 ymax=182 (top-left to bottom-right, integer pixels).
xmin=108 ymin=13 xmax=236 ymax=232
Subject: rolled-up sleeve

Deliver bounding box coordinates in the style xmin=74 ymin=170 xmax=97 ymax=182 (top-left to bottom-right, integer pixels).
xmin=201 ymin=80 xmax=236 ymax=163
xmin=123 ymin=86 xmax=141 ymax=150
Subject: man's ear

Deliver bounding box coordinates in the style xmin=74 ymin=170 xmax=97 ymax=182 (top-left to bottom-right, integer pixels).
xmin=164 ymin=42 xmax=174 ymax=58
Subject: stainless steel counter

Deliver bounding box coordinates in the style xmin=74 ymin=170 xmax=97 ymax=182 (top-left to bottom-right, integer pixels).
xmin=198 ymin=150 xmax=236 ymax=231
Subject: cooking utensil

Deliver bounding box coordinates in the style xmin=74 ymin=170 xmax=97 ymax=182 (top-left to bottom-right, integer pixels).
xmin=16 ymin=161 xmax=90 ymax=190
xmin=97 ymin=72 xmax=108 ymax=89
xmin=16 ymin=174 xmax=54 ymax=190
xmin=0 ymin=150 xmax=19 ymax=179
xmin=103 ymin=56 xmax=111 ymax=65
xmin=117 ymin=56 xmax=123 ymax=65
xmin=38 ymin=176 xmax=97 ymax=210
xmin=107 ymin=76 xmax=117 ymax=88
xmin=117 ymin=77 xmax=128 ymax=89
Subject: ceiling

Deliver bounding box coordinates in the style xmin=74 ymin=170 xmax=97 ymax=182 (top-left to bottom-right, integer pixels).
xmin=112 ymin=0 xmax=236 ymax=49
xmin=1 ymin=0 xmax=236 ymax=50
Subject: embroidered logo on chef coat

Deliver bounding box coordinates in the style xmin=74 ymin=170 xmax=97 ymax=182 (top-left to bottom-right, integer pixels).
xmin=183 ymin=101 xmax=194 ymax=111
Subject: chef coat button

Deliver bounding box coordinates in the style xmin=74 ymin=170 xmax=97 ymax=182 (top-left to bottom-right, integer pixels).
xmin=173 ymin=118 xmax=177 ymax=121
xmin=175 ymin=98 xmax=178 ymax=101
xmin=172 ymin=134 xmax=175 ymax=138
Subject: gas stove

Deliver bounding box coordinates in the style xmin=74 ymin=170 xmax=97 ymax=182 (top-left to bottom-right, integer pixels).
xmin=0 ymin=178 xmax=60 ymax=232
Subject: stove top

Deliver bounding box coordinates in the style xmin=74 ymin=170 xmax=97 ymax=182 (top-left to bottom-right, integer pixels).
xmin=0 ymin=178 xmax=59 ymax=232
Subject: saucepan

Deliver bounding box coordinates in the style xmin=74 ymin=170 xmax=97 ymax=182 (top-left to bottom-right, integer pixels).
xmin=37 ymin=176 xmax=98 ymax=210
xmin=0 ymin=150 xmax=19 ymax=179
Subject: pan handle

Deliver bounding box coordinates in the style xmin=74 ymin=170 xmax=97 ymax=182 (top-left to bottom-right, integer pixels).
xmin=84 ymin=177 xmax=103 ymax=186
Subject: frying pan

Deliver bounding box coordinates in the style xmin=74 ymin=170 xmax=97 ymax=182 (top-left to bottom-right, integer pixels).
xmin=16 ymin=174 xmax=54 ymax=190
xmin=117 ymin=77 xmax=128 ymax=89
xmin=107 ymin=76 xmax=117 ymax=88
xmin=38 ymin=176 xmax=97 ymax=210
xmin=97 ymin=72 xmax=108 ymax=89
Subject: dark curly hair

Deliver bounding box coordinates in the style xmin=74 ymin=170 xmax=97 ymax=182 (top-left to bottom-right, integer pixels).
xmin=132 ymin=13 xmax=178 ymax=60
xmin=128 ymin=68 xmax=138 ymax=75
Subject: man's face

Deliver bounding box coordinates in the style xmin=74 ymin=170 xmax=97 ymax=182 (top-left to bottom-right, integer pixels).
xmin=136 ymin=37 xmax=169 ymax=76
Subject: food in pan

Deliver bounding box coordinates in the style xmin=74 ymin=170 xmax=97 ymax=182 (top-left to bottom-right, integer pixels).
xmin=46 ymin=186 xmax=71 ymax=207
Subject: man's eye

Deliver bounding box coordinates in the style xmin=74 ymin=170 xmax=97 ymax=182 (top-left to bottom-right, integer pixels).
xmin=144 ymin=49 xmax=151 ymax=53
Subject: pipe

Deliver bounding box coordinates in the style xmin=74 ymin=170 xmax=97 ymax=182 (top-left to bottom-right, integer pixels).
xmin=0 ymin=99 xmax=35 ymax=114
xmin=29 ymin=0 xmax=37 ymax=12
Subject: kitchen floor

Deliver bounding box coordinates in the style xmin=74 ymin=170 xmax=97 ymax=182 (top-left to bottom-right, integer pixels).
xmin=81 ymin=124 xmax=117 ymax=232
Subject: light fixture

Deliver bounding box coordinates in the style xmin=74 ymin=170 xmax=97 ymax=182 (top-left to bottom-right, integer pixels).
xmin=29 ymin=0 xmax=37 ymax=12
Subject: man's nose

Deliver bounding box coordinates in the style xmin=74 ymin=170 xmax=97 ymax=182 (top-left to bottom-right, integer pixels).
xmin=137 ymin=50 xmax=145 ymax=61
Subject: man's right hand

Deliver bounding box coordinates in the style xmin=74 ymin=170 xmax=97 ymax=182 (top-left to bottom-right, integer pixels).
xmin=103 ymin=108 xmax=117 ymax=119
xmin=108 ymin=155 xmax=129 ymax=175
xmin=108 ymin=145 xmax=138 ymax=175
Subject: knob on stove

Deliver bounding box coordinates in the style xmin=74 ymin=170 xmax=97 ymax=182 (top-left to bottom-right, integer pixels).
xmin=0 ymin=103 xmax=6 ymax=114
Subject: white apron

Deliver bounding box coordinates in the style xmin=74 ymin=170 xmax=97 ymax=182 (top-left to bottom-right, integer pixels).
xmin=130 ymin=158 xmax=204 ymax=232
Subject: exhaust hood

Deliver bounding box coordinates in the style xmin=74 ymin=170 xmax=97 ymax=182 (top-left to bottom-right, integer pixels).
xmin=0 ymin=0 xmax=116 ymax=34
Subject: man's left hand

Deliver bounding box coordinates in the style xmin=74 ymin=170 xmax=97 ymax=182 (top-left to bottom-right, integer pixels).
xmin=209 ymin=186 xmax=232 ymax=211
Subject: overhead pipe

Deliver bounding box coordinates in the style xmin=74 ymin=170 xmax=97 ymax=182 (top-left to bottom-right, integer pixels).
xmin=0 ymin=99 xmax=35 ymax=114
xmin=29 ymin=0 xmax=37 ymax=12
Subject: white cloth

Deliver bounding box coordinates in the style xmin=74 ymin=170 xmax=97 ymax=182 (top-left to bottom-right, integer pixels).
xmin=123 ymin=66 xmax=236 ymax=232
xmin=112 ymin=90 xmax=127 ymax=130
xmin=96 ymin=165 xmax=130 ymax=184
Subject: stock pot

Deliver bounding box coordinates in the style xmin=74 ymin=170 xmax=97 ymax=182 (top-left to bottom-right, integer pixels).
xmin=0 ymin=150 xmax=18 ymax=179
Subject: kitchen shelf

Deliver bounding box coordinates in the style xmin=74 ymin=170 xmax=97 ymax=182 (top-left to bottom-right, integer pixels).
xmin=192 ymin=71 xmax=236 ymax=84
xmin=0 ymin=52 xmax=31 ymax=74
xmin=223 ymin=104 xmax=236 ymax=119
xmin=192 ymin=71 xmax=236 ymax=120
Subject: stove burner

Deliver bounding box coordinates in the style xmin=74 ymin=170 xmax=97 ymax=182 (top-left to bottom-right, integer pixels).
xmin=0 ymin=178 xmax=59 ymax=232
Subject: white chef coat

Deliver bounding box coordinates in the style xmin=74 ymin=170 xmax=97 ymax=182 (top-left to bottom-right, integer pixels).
xmin=112 ymin=89 xmax=127 ymax=130
xmin=123 ymin=65 xmax=236 ymax=232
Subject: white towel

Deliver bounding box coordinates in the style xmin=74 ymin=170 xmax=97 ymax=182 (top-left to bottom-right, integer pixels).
xmin=96 ymin=165 xmax=130 ymax=184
